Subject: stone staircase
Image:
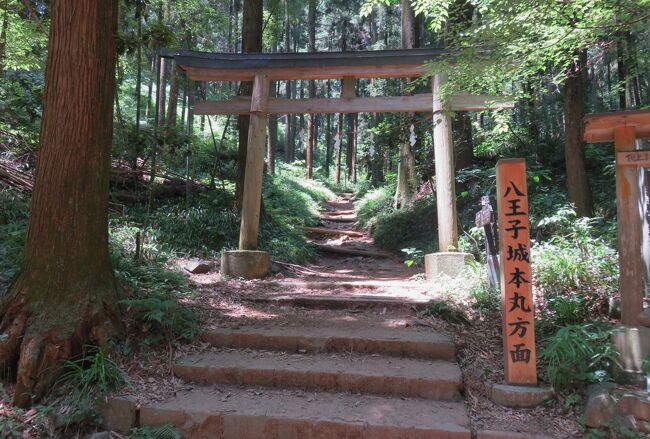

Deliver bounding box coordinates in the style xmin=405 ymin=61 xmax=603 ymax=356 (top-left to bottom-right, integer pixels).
xmin=103 ymin=319 xmax=473 ymax=438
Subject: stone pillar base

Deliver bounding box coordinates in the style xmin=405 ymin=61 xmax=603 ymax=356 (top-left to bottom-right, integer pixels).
xmin=491 ymin=383 xmax=554 ymax=408
xmin=424 ymin=252 xmax=474 ymax=279
xmin=221 ymin=250 xmax=270 ymax=280
xmin=612 ymin=325 xmax=650 ymax=375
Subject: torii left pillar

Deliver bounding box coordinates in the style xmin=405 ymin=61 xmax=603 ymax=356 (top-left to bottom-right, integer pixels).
xmin=221 ymin=74 xmax=271 ymax=279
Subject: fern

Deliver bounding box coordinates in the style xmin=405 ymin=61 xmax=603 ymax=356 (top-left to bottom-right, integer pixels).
xmin=127 ymin=423 xmax=181 ymax=439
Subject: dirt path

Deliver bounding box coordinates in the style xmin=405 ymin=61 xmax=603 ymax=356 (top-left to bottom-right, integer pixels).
xmin=106 ymin=192 xmax=581 ymax=438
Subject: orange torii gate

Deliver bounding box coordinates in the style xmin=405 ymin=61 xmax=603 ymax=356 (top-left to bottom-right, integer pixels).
xmin=173 ymin=49 xmax=513 ymax=278
xmin=584 ymin=109 xmax=650 ymax=327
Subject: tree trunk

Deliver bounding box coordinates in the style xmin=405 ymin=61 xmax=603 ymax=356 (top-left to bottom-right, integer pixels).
xmin=157 ymin=56 xmax=167 ymax=127
xmin=453 ymin=111 xmax=474 ymax=170
xmin=145 ymin=55 xmax=155 ymax=119
xmin=166 ymin=63 xmax=179 ymax=126
xmin=449 ymin=0 xmax=475 ymax=171
xmin=268 ymin=82 xmax=277 ymax=175
xmin=0 ymin=0 xmax=9 ymax=74
xmin=394 ymin=0 xmax=418 ymax=208
xmin=234 ymin=0 xmax=263 ymax=208
xmin=0 ymin=0 xmax=122 ymax=408
xmin=305 ymin=0 xmax=317 ymax=179
xmin=335 ymin=113 xmax=343 ymax=184
xmin=564 ymin=49 xmax=593 ymax=217
xmin=283 ymin=0 xmax=293 ymax=163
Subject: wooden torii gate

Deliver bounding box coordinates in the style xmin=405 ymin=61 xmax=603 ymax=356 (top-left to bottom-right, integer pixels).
xmin=584 ymin=109 xmax=650 ymax=326
xmin=173 ymin=49 xmax=513 ymax=278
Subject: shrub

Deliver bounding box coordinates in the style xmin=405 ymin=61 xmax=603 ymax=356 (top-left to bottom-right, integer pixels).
xmin=534 ymin=207 xmax=618 ymax=327
xmin=355 ymin=185 xmax=394 ymax=228
xmin=539 ymin=323 xmax=619 ymax=390
xmin=469 ymin=281 xmax=501 ymax=314
xmin=372 ymin=198 xmax=437 ymax=252
xmin=119 ymin=295 xmax=199 ymax=344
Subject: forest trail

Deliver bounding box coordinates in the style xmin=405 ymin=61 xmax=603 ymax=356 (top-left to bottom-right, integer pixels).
xmin=239 ymin=192 xmax=437 ymax=308
xmin=102 ymin=193 xmax=481 ymax=437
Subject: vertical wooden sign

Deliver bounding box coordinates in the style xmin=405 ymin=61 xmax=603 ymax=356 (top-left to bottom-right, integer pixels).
xmin=496 ymin=158 xmax=537 ymax=385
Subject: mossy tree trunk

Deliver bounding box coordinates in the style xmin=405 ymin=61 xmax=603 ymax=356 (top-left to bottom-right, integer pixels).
xmin=0 ymin=0 xmax=123 ymax=407
xmin=394 ymin=0 xmax=419 ymax=209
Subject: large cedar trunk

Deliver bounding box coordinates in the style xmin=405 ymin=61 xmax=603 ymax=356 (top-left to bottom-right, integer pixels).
xmin=234 ymin=0 xmax=263 ymax=207
xmin=0 ymin=0 xmax=122 ymax=407
xmin=564 ymin=50 xmax=593 ymax=217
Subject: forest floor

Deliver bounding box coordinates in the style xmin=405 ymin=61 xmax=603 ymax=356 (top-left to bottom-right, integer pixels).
xmin=114 ymin=193 xmax=582 ymax=438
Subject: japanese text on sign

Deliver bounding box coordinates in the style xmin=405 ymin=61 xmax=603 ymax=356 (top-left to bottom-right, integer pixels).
xmin=496 ymin=159 xmax=537 ymax=385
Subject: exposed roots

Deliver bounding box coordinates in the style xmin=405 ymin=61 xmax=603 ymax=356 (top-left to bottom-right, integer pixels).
xmin=0 ymin=289 xmax=122 ymax=407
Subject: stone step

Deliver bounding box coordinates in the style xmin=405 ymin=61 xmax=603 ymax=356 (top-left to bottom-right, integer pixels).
xmin=201 ymin=325 xmax=456 ymax=360
xmin=103 ymin=385 xmax=471 ymax=438
xmin=246 ymin=294 xmax=429 ymax=311
xmin=174 ymin=350 xmax=462 ymax=401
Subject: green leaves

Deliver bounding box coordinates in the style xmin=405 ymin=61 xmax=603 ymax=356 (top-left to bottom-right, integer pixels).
xmin=540 ymin=323 xmax=619 ymax=390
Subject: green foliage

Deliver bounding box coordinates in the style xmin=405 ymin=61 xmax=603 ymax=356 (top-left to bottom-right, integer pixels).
xmin=534 ymin=207 xmax=618 ymax=328
xmin=260 ymin=168 xmax=334 ymax=262
xmin=120 ymin=295 xmax=199 ymax=344
xmin=51 ymin=345 xmax=126 ymax=429
xmin=1 ymin=0 xmax=49 ymax=71
xmin=110 ymin=223 xmax=199 ymax=345
xmin=372 ymin=198 xmax=437 ymax=253
xmin=469 ymin=282 xmax=500 ymax=314
xmin=539 ymin=323 xmax=619 ymax=390
xmin=127 ymin=424 xmax=181 ymax=439
xmin=401 ymin=247 xmax=424 ymax=268
xmin=423 ymin=300 xmax=470 ymax=325
xmin=0 ymin=189 xmax=28 ymax=290
xmin=57 ymin=345 xmax=126 ymax=398
xmin=355 ymin=185 xmax=394 ymax=229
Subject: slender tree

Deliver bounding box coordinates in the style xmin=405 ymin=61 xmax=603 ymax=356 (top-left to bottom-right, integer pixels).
xmin=305 ymin=0 xmax=317 ymax=179
xmin=0 ymin=0 xmax=122 ymax=407
xmin=394 ymin=0 xmax=418 ymax=208
xmin=234 ymin=0 xmax=263 ymax=207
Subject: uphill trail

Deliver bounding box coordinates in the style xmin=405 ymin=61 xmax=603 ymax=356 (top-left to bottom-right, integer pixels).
xmin=101 ymin=193 xmax=569 ymax=438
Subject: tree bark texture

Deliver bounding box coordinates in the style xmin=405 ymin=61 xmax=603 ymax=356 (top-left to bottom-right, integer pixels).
xmin=563 ymin=50 xmax=593 ymax=217
xmin=0 ymin=0 xmax=122 ymax=407
xmin=394 ymin=0 xmax=418 ymax=208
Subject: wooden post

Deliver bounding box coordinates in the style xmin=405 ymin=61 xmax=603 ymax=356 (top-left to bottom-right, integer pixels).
xmin=239 ymin=74 xmax=270 ymax=250
xmin=496 ymin=158 xmax=537 ymax=385
xmin=341 ymin=76 xmax=355 ymax=99
xmin=615 ymin=126 xmax=643 ymax=325
xmin=432 ymin=74 xmax=458 ymax=251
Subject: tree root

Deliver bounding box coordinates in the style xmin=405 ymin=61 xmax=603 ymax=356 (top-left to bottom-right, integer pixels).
xmin=0 ymin=290 xmax=122 ymax=407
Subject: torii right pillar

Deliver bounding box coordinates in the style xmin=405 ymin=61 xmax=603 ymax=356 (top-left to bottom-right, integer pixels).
xmin=584 ymin=109 xmax=650 ymax=374
xmin=425 ymin=74 xmax=474 ymax=279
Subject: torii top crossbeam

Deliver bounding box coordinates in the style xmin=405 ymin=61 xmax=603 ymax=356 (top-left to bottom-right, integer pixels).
xmin=174 ymin=48 xmax=446 ymax=81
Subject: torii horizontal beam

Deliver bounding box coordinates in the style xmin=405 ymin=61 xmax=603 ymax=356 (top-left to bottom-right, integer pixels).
xmin=584 ymin=109 xmax=650 ymax=143
xmin=193 ymin=93 xmax=514 ymax=115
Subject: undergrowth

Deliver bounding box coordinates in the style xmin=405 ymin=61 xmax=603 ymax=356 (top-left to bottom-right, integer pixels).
xmin=539 ymin=323 xmax=620 ymax=390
